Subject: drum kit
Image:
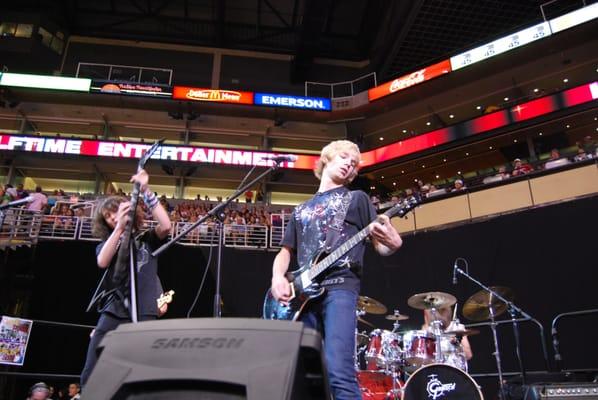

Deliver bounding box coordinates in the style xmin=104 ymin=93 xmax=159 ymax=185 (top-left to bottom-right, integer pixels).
xmin=355 ymin=288 xmax=514 ymax=400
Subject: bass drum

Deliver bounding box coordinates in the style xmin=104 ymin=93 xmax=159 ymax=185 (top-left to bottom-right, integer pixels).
xmin=402 ymin=364 xmax=483 ymax=400
xmin=357 ymin=371 xmax=403 ymax=400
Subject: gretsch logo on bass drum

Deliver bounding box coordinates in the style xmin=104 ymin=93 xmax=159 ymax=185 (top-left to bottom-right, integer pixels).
xmin=426 ymin=374 xmax=456 ymax=399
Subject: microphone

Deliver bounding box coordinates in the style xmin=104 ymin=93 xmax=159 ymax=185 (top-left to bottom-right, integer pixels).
xmin=261 ymin=154 xmax=298 ymax=163
xmin=452 ymin=263 xmax=458 ymax=285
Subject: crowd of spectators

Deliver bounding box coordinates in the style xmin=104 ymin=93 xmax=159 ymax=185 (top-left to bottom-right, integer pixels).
xmin=25 ymin=381 xmax=80 ymax=400
xmin=375 ymin=137 xmax=598 ymax=207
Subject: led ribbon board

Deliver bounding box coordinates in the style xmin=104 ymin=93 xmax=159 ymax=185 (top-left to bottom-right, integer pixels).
xmin=254 ymin=93 xmax=331 ymax=111
xmin=368 ymin=60 xmax=451 ymax=102
xmin=360 ymin=81 xmax=598 ymax=166
xmin=172 ymin=86 xmax=254 ymax=104
xmin=91 ymin=80 xmax=172 ymax=98
xmin=0 ymin=73 xmax=91 ymax=92
xmin=0 ymin=136 xmax=318 ymax=170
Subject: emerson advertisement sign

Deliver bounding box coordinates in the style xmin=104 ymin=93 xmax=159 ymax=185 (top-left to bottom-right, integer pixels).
xmin=254 ymin=93 xmax=331 ymax=111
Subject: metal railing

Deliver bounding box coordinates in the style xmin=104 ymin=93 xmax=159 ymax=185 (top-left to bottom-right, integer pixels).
xmin=305 ymin=72 xmax=377 ymax=99
xmin=0 ymin=208 xmax=42 ymax=249
xmin=35 ymin=215 xmax=291 ymax=250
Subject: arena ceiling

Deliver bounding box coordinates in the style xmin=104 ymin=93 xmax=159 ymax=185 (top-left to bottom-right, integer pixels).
xmin=3 ymin=0 xmax=588 ymax=81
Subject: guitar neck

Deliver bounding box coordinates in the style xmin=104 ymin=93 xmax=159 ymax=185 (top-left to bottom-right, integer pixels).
xmin=306 ymin=202 xmax=412 ymax=281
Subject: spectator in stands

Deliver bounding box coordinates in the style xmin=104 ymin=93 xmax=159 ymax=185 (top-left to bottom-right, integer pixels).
xmin=27 ymin=382 xmax=50 ymax=400
xmin=47 ymin=385 xmax=55 ymax=400
xmin=255 ymin=186 xmax=264 ymax=203
xmin=495 ymin=165 xmax=510 ymax=180
xmin=511 ymin=158 xmax=533 ymax=176
xmin=16 ymin=183 xmax=28 ymax=199
xmin=116 ymin=188 xmax=125 ymax=196
xmin=0 ymin=187 xmax=10 ymax=205
xmin=573 ymin=146 xmax=589 ymax=162
xmin=27 ymin=186 xmax=48 ymax=212
xmin=5 ymin=184 xmax=17 ymax=200
xmin=67 ymin=383 xmax=80 ymax=399
xmin=548 ymin=148 xmax=561 ymax=161
xmin=80 ymin=169 xmax=171 ymax=386
xmin=451 ymin=179 xmax=466 ymax=192
xmin=244 ymin=190 xmax=253 ymax=203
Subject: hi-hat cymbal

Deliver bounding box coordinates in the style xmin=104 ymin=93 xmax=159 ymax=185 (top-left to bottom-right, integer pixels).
xmin=407 ymin=292 xmax=457 ymax=310
xmin=462 ymin=286 xmax=514 ymax=321
xmin=385 ymin=312 xmax=410 ymax=321
xmin=357 ymin=317 xmax=375 ymax=328
xmin=357 ymin=296 xmax=387 ymax=314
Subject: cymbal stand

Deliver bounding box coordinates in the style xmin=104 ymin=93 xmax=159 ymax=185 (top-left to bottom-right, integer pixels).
xmin=355 ymin=308 xmax=366 ymax=371
xmin=385 ymin=364 xmax=403 ymax=400
xmin=488 ymin=302 xmax=506 ymax=400
xmin=391 ymin=309 xmax=402 ymax=332
xmin=430 ymin=307 xmax=444 ymax=363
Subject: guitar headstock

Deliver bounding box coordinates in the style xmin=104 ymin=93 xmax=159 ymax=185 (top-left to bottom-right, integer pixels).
xmin=138 ymin=138 xmax=165 ymax=170
xmin=385 ymin=194 xmax=421 ymax=219
xmin=157 ymin=289 xmax=175 ymax=308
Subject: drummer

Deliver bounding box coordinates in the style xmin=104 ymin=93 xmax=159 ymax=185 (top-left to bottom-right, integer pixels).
xmin=422 ymin=307 xmax=473 ymax=361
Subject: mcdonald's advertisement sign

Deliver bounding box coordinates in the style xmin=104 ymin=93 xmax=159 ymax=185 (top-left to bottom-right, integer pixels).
xmin=172 ymin=86 xmax=254 ymax=104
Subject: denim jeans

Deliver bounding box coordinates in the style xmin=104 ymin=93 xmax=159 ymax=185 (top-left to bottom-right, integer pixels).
xmin=80 ymin=313 xmax=155 ymax=386
xmin=301 ymin=289 xmax=361 ymax=400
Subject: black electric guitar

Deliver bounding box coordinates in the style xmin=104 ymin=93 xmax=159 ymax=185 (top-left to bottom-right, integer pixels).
xmin=86 ymin=139 xmax=164 ymax=313
xmin=262 ymin=196 xmax=420 ymax=321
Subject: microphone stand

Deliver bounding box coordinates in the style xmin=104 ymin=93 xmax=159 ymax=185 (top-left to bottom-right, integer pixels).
xmin=455 ymin=265 xmax=539 ymax=399
xmin=153 ymin=161 xmax=284 ymax=317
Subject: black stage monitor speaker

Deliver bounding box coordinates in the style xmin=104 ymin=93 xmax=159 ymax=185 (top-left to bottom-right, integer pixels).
xmin=84 ymin=318 xmax=329 ymax=400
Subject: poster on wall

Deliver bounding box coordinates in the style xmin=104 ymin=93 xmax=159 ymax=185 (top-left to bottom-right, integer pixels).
xmin=0 ymin=316 xmax=33 ymax=366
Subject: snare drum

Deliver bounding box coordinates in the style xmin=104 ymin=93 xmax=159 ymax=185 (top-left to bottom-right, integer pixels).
xmin=402 ymin=330 xmax=435 ymax=367
xmin=402 ymin=363 xmax=483 ymax=400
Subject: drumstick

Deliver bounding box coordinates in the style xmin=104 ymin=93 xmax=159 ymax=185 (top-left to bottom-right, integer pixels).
xmin=453 ymin=303 xmax=458 ymax=320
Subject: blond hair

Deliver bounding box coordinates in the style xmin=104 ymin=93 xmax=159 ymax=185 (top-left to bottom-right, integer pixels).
xmin=314 ymin=140 xmax=361 ymax=183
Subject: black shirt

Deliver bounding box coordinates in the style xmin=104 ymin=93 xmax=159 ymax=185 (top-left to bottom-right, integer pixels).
xmin=95 ymin=229 xmax=165 ymax=318
xmin=282 ymin=187 xmax=377 ymax=293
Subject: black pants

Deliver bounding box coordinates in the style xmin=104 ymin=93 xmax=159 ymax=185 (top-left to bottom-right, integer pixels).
xmin=80 ymin=313 xmax=155 ymax=386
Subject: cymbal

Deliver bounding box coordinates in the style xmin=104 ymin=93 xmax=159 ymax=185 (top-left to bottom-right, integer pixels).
xmin=385 ymin=313 xmax=409 ymax=321
xmin=357 ymin=296 xmax=387 ymax=314
xmin=407 ymin=292 xmax=457 ymax=310
xmin=462 ymin=286 xmax=514 ymax=321
xmin=444 ymin=328 xmax=480 ymax=336
xmin=357 ymin=317 xmax=375 ymax=328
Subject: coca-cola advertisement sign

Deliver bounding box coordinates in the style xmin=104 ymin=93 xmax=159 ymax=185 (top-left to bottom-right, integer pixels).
xmin=368 ymin=60 xmax=451 ymax=101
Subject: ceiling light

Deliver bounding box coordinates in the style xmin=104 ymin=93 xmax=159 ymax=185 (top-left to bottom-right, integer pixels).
xmin=513 ymin=139 xmax=518 ymax=143
xmin=435 ymin=175 xmax=440 ymax=179
xmin=465 ymin=152 xmax=469 ymax=156
xmin=457 ymin=171 xmax=461 ymax=175
xmin=539 ymin=132 xmax=543 ymax=136
xmin=421 ymin=165 xmax=426 ymax=168
xmin=504 ymin=97 xmax=509 ymax=101
xmin=413 ymin=179 xmax=418 ymax=182
xmin=426 ymin=121 xmax=431 ymax=126
xmin=381 ymin=176 xmax=384 ymax=179
xmin=489 ymin=146 xmax=493 ymax=150
xmin=476 ymin=105 xmax=482 ymax=110
xmin=563 ymin=78 xmax=569 ymax=83
xmin=401 ymin=170 xmax=405 ymax=174
xmin=402 ymin=129 xmax=407 ymax=133
xmin=449 ymin=114 xmax=454 ymax=119
xmin=393 ymin=182 xmax=396 ymax=186
xmin=566 ymin=125 xmax=570 ymax=128
xmin=533 ymin=88 xmax=539 ymax=93
xmin=379 ymin=137 xmax=384 ymax=141
xmin=443 ymin=158 xmax=447 ymax=162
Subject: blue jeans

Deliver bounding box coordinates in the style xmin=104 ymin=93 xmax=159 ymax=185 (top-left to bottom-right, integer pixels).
xmin=80 ymin=313 xmax=155 ymax=386
xmin=301 ymin=289 xmax=361 ymax=400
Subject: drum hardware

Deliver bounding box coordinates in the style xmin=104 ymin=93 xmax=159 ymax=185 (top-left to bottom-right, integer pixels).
xmin=386 ymin=309 xmax=408 ymax=333
xmin=357 ymin=295 xmax=388 ymax=315
xmin=456 ymin=259 xmax=541 ymax=400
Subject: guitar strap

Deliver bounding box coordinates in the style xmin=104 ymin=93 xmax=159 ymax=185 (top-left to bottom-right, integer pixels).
xmin=323 ymin=190 xmax=353 ymax=252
